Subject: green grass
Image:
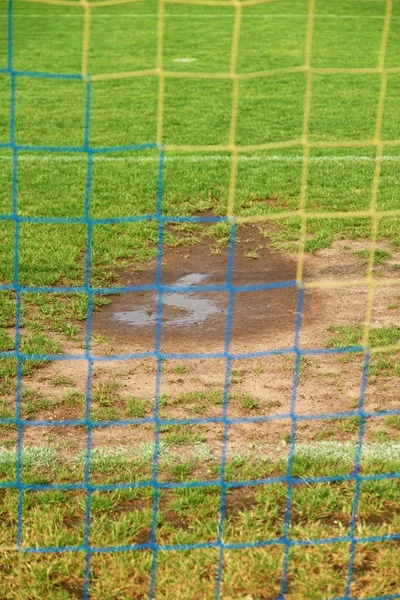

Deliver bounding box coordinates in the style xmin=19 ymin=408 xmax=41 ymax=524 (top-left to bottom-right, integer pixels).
xmin=172 ymin=364 xmax=188 ymax=375
xmin=126 ymin=396 xmax=147 ymax=419
xmin=0 ymin=442 xmax=400 ymax=596
xmin=309 ymin=74 xmax=381 ymax=142
xmin=239 ymin=393 xmax=260 ymax=412
xmin=236 ymin=73 xmax=306 ymax=145
xmin=305 ymin=147 xmax=377 ymax=213
xmin=89 ymin=379 xmax=152 ymax=422
xmin=311 ymin=1 xmax=386 ymax=69
xmin=164 ymin=4 xmax=234 ymax=73
xmin=160 ymin=424 xmax=208 ymax=446
xmin=0 ymin=443 xmax=400 ymax=589
xmin=2 ymin=0 xmax=400 ymax=596
xmin=355 ymin=248 xmax=392 ymax=265
xmin=159 ymin=389 xmax=223 ymax=417
xmin=327 ymin=324 xmax=400 ymax=349
xmin=89 ymin=2 xmax=158 ymax=75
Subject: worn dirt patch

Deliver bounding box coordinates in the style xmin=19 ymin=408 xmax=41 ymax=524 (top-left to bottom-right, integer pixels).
xmin=91 ymin=227 xmax=399 ymax=356
xmin=91 ymin=224 xmax=310 ymax=354
xmin=2 ymin=231 xmax=400 ymax=460
xmin=224 ymin=486 xmax=280 ymax=520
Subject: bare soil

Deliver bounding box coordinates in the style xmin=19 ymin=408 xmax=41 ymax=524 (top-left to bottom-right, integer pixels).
xmin=2 ymin=227 xmax=400 ymax=459
xmin=91 ymin=224 xmax=307 ymax=354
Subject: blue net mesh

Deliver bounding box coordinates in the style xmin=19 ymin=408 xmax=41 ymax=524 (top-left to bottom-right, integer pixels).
xmin=1 ymin=0 xmax=400 ymax=598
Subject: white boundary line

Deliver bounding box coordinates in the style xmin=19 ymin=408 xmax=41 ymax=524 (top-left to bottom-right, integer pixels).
xmin=2 ymin=14 xmax=399 ymax=19
xmin=1 ymin=153 xmax=400 ymax=163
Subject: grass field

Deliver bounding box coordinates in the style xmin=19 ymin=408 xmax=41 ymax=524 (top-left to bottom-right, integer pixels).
xmin=1 ymin=0 xmax=400 ymax=598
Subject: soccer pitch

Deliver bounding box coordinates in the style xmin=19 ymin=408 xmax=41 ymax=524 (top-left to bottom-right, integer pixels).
xmin=1 ymin=0 xmax=400 ymax=598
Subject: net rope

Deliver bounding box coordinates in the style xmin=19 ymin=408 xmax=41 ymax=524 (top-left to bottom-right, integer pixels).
xmin=1 ymin=0 xmax=400 ymax=598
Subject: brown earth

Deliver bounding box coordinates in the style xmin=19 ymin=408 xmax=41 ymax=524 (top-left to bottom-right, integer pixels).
xmin=91 ymin=224 xmax=306 ymax=354
xmin=2 ymin=226 xmax=400 ymax=458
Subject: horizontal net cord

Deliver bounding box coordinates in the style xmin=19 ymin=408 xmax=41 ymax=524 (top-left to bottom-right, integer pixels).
xmin=2 ymin=405 xmax=400 ymax=428
xmin=6 ymin=13 xmax=400 ymax=18
xmin=5 ymin=65 xmax=400 ymax=80
xmin=2 ymin=339 xmax=400 ymax=362
xmin=3 ymin=139 xmax=400 ymax=153
xmin=2 ymin=529 xmax=400 ymax=556
xmin=2 ymin=139 xmax=400 ymax=154
xmin=2 ymin=210 xmax=400 ymax=228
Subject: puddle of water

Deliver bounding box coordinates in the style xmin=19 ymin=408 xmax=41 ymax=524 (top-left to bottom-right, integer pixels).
xmin=113 ymin=273 xmax=220 ymax=327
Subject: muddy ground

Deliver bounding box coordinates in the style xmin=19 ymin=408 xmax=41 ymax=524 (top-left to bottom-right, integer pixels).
xmin=91 ymin=223 xmax=387 ymax=354
xmin=92 ymin=224 xmax=303 ymax=354
xmin=2 ymin=224 xmax=400 ymax=460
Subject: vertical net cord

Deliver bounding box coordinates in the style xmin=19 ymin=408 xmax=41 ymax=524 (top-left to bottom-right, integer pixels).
xmin=295 ymin=0 xmax=316 ymax=286
xmin=149 ymin=0 xmax=166 ymax=595
xmin=280 ymin=1 xmax=316 ymax=596
xmin=82 ymin=89 xmax=94 ymax=600
xmin=8 ymin=0 xmax=24 ymax=588
xmin=279 ymin=290 xmax=304 ymax=599
xmin=344 ymin=1 xmax=393 ymax=597
xmin=214 ymin=2 xmax=241 ymax=596
xmin=6 ymin=0 xmax=19 ymax=562
xmin=148 ymin=152 xmax=165 ymax=600
xmin=81 ymin=0 xmax=91 ymax=82
xmin=214 ymin=224 xmax=236 ymax=600
xmin=80 ymin=3 xmax=94 ymax=597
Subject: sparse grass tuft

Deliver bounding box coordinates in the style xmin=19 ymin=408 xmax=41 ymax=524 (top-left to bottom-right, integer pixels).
xmin=239 ymin=393 xmax=260 ymax=412
xmin=126 ymin=397 xmax=147 ymax=419
xmin=355 ymin=248 xmax=392 ymax=264
xmin=245 ymin=249 xmax=260 ymax=259
xmin=161 ymin=425 xmax=207 ymax=446
xmin=172 ymin=364 xmax=188 ymax=375
xmin=51 ymin=373 xmax=74 ymax=387
xmin=327 ymin=324 xmax=400 ymax=349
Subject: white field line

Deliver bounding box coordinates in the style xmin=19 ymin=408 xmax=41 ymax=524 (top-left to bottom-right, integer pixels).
xmin=3 ymin=14 xmax=400 ymax=18
xmin=1 ymin=153 xmax=400 ymax=164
